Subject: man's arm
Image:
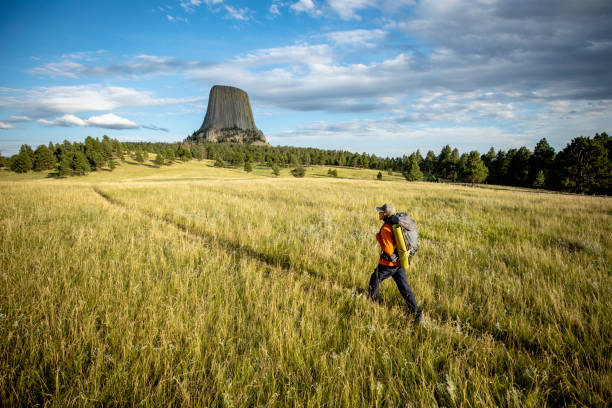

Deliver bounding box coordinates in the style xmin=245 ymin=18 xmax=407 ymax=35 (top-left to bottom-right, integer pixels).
xmin=378 ymin=225 xmax=396 ymax=255
xmin=377 ymin=225 xmax=398 ymax=263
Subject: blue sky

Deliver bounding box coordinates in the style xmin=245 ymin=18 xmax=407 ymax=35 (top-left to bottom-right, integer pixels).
xmin=1 ymin=0 xmax=611 ymax=157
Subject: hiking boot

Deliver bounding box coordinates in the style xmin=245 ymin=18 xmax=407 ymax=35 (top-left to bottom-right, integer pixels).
xmin=414 ymin=310 xmax=423 ymax=324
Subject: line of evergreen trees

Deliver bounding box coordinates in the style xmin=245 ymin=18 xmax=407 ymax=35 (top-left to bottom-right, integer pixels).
xmin=0 ymin=136 xmax=206 ymax=177
xmin=1 ymin=132 xmax=609 ymax=194
xmin=2 ymin=136 xmax=122 ymax=176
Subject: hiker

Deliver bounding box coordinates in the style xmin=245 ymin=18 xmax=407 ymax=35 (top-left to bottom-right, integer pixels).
xmin=369 ymin=203 xmax=422 ymax=322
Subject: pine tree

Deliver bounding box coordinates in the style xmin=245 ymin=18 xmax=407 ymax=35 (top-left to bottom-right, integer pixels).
xmin=553 ymin=133 xmax=611 ymax=194
xmin=436 ymin=145 xmax=452 ymax=178
xmin=529 ymin=138 xmax=555 ymax=187
xmin=508 ymin=147 xmax=531 ymax=186
xmin=58 ymin=154 xmax=73 ymax=177
xmin=33 ymin=144 xmax=55 ymax=171
xmin=72 ymin=152 xmax=91 ymax=175
xmin=101 ymin=137 xmax=114 ymax=162
xmin=377 ymin=171 xmax=383 ymax=180
xmin=457 ymin=153 xmax=468 ymax=181
xmin=154 ymin=153 xmax=165 ymax=167
xmin=244 ymin=161 xmax=253 ymax=173
xmin=88 ymin=151 xmax=105 ymax=170
xmin=291 ymin=166 xmax=306 ymax=177
xmin=21 ymin=144 xmax=35 ymax=165
xmin=135 ymin=150 xmax=145 ymax=163
xmin=165 ymin=149 xmax=175 ymax=163
xmin=423 ymin=150 xmax=436 ymax=174
xmin=464 ymin=151 xmax=489 ymax=185
xmin=272 ymin=164 xmax=280 ymax=176
xmin=449 ymin=148 xmax=459 ymax=181
xmin=533 ymin=170 xmax=545 ymax=188
xmin=10 ymin=150 xmax=32 ymax=173
xmin=403 ymin=156 xmax=423 ymax=181
xmin=482 ymin=147 xmax=496 ymax=183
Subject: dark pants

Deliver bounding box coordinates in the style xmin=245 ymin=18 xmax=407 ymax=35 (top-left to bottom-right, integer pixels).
xmin=369 ymin=264 xmax=421 ymax=318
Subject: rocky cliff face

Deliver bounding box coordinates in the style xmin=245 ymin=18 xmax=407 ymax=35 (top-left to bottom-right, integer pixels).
xmin=187 ymin=85 xmax=267 ymax=145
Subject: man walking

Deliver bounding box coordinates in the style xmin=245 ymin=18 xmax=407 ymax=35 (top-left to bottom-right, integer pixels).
xmin=369 ymin=203 xmax=422 ymax=323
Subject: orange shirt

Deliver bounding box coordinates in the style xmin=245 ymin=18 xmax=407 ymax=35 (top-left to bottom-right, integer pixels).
xmin=376 ymin=224 xmax=399 ymax=266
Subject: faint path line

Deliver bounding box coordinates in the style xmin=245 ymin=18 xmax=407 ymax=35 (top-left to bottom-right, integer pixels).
xmin=93 ymin=186 xmax=368 ymax=296
xmin=92 ymin=186 xmax=549 ymax=360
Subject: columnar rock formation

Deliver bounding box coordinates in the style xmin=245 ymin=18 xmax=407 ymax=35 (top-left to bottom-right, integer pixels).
xmin=187 ymin=85 xmax=267 ymax=145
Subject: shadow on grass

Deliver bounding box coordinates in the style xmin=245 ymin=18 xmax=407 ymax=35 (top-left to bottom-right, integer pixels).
xmin=45 ymin=171 xmax=61 ymax=179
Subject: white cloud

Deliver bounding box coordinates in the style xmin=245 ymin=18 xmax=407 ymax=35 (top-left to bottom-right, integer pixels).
xmin=29 ymin=54 xmax=204 ymax=78
xmin=87 ymin=113 xmax=138 ymax=129
xmin=234 ymin=44 xmax=334 ymax=67
xmin=167 ymin=15 xmax=188 ymax=22
xmin=291 ymin=0 xmax=319 ymax=15
xmin=7 ymin=116 xmax=31 ymax=123
xmin=323 ymin=29 xmax=386 ymax=47
xmin=179 ymin=0 xmax=223 ymax=11
xmin=224 ymin=5 xmax=250 ymax=20
xmin=0 ymin=85 xmax=203 ymax=116
xmin=0 ymin=115 xmax=32 ymax=130
xmin=38 ymin=113 xmax=138 ymax=129
xmin=30 ymin=60 xmax=85 ymax=78
xmin=269 ymin=4 xmax=281 ymax=15
xmin=38 ymin=114 xmax=87 ymax=127
xmin=326 ymin=0 xmax=373 ymax=20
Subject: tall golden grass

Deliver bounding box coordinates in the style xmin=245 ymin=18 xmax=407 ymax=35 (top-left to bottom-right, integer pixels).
xmin=1 ymin=161 xmax=610 ymax=406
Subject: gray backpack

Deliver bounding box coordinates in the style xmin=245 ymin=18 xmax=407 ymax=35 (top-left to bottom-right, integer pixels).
xmin=390 ymin=212 xmax=419 ymax=257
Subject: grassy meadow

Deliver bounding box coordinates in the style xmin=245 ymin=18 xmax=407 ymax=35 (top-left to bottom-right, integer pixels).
xmin=1 ymin=159 xmax=611 ymax=406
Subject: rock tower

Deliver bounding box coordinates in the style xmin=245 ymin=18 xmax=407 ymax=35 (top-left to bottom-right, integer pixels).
xmin=188 ymin=85 xmax=267 ymax=145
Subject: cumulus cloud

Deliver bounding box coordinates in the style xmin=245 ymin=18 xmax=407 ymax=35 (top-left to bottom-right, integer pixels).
xmin=87 ymin=113 xmax=139 ymax=129
xmin=326 ymin=0 xmax=373 ymax=20
xmin=0 ymin=115 xmax=32 ymax=130
xmin=285 ymin=0 xmax=413 ymax=20
xmin=290 ymin=0 xmax=319 ymax=15
xmin=0 ymin=85 xmax=203 ymax=116
xmin=397 ymin=0 xmax=612 ymax=98
xmin=38 ymin=113 xmax=138 ymax=129
xmin=21 ymin=0 xmax=612 ymax=130
xmin=323 ymin=29 xmax=386 ymax=47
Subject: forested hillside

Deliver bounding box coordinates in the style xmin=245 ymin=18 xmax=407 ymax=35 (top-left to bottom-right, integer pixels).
xmin=2 ymin=132 xmax=609 ymax=195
